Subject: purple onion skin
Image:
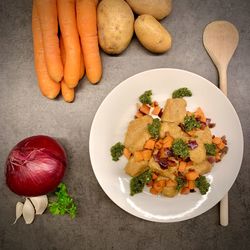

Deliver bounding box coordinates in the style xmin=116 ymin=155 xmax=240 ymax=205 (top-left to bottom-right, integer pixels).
xmin=5 ymin=135 xmax=67 ymax=196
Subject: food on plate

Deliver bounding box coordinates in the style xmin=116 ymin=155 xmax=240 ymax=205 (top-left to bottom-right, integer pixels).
xmin=5 ymin=135 xmax=67 ymax=196
xmin=126 ymin=0 xmax=172 ymax=20
xmin=57 ymin=0 xmax=81 ymax=88
xmin=110 ymin=88 xmax=228 ymax=198
xmin=134 ymin=14 xmax=172 ymax=53
xmin=97 ymin=0 xmax=134 ymax=55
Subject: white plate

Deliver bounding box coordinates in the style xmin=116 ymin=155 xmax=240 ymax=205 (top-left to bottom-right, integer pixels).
xmin=89 ymin=68 xmax=243 ymax=223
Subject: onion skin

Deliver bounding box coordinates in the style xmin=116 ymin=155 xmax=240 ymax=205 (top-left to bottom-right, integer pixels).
xmin=5 ymin=135 xmax=67 ymax=196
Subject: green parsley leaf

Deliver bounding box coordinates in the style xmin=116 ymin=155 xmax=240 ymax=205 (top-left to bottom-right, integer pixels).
xmin=49 ymin=183 xmax=77 ymax=218
xmin=139 ymin=90 xmax=152 ymax=105
xmin=148 ymin=118 xmax=161 ymax=139
xmin=110 ymin=142 xmax=125 ymax=161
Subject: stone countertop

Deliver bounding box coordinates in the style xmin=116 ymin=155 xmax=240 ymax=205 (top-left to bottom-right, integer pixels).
xmin=0 ymin=0 xmax=250 ymax=249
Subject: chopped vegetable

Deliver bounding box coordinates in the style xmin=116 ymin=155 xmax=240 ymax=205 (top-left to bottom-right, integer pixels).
xmin=176 ymin=176 xmax=186 ymax=191
xmin=148 ymin=118 xmax=161 ymax=139
xmin=204 ymin=143 xmax=216 ymax=156
xmin=195 ymin=176 xmax=210 ymax=195
xmin=130 ymin=170 xmax=152 ymax=196
xmin=123 ymin=148 xmax=131 ymax=159
xmin=185 ymin=170 xmax=199 ymax=181
xmin=144 ymin=139 xmax=156 ymax=150
xmin=139 ymin=90 xmax=152 ymax=105
xmin=172 ymin=87 xmax=192 ymax=98
xmin=134 ymin=151 xmax=144 ymax=162
xmin=49 ymin=183 xmax=77 ymax=218
xmin=183 ymin=114 xmax=201 ymax=132
xmin=139 ymin=104 xmax=150 ymax=114
xmin=172 ymin=139 xmax=189 ymax=159
xmin=110 ymin=142 xmax=125 ymax=161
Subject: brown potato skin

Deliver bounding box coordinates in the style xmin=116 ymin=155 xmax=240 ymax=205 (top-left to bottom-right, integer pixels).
xmin=126 ymin=0 xmax=172 ymax=20
xmin=97 ymin=0 xmax=134 ymax=55
xmin=134 ymin=14 xmax=172 ymax=54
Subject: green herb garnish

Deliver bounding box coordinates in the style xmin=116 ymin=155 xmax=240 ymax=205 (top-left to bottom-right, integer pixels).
xmin=172 ymin=87 xmax=192 ymax=98
xmin=130 ymin=170 xmax=152 ymax=196
xmin=183 ymin=114 xmax=201 ymax=132
xmin=195 ymin=176 xmax=210 ymax=195
xmin=49 ymin=183 xmax=77 ymax=218
xmin=139 ymin=90 xmax=152 ymax=105
xmin=148 ymin=118 xmax=161 ymax=139
xmin=172 ymin=139 xmax=189 ymax=159
xmin=110 ymin=142 xmax=125 ymax=161
xmin=176 ymin=176 xmax=186 ymax=191
xmin=204 ymin=143 xmax=216 ymax=156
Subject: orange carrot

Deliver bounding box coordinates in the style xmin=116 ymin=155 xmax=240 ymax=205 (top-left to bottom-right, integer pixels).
xmin=79 ymin=43 xmax=85 ymax=79
xmin=76 ymin=0 xmax=102 ymax=84
xmin=144 ymin=139 xmax=156 ymax=150
xmin=57 ymin=0 xmax=81 ymax=88
xmin=162 ymin=135 xmax=174 ymax=148
xmin=178 ymin=161 xmax=187 ymax=172
xmin=185 ymin=170 xmax=199 ymax=181
xmin=35 ymin=0 xmax=63 ymax=83
xmin=32 ymin=2 xmax=60 ymax=99
xmin=61 ymin=80 xmax=75 ymax=103
xmin=142 ymin=150 xmax=152 ymax=161
xmin=139 ymin=104 xmax=150 ymax=115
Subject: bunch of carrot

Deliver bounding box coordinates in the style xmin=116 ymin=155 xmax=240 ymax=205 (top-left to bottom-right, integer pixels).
xmin=32 ymin=0 xmax=101 ymax=102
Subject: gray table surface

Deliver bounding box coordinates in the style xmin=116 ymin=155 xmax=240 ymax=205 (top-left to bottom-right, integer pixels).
xmin=1 ymin=0 xmax=250 ymax=249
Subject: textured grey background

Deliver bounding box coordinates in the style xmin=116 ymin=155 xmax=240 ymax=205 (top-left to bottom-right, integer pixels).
xmin=1 ymin=0 xmax=250 ymax=249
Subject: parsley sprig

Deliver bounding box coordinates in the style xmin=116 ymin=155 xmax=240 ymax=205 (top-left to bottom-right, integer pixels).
xmin=49 ymin=183 xmax=77 ymax=218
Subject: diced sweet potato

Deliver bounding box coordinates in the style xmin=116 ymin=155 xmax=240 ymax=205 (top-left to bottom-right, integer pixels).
xmin=139 ymin=104 xmax=150 ymax=115
xmin=185 ymin=170 xmax=199 ymax=181
xmin=178 ymin=161 xmax=187 ymax=172
xmin=212 ymin=136 xmax=222 ymax=145
xmin=135 ymin=111 xmax=144 ymax=118
xmin=162 ymin=135 xmax=174 ymax=148
xmin=188 ymin=180 xmax=195 ymax=190
xmin=152 ymin=106 xmax=161 ymax=116
xmin=217 ymin=142 xmax=226 ymax=150
xmin=181 ymin=187 xmax=190 ymax=194
xmin=155 ymin=140 xmax=163 ymax=149
xmin=150 ymin=187 xmax=159 ymax=195
xmin=194 ymin=107 xmax=206 ymax=123
xmin=142 ymin=149 xmax=152 ymax=161
xmin=144 ymin=139 xmax=156 ymax=150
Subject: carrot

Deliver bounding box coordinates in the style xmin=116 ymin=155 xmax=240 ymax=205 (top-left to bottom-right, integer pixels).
xmin=162 ymin=135 xmax=174 ymax=148
xmin=79 ymin=43 xmax=85 ymax=79
xmin=150 ymin=187 xmax=159 ymax=195
xmin=142 ymin=150 xmax=152 ymax=161
xmin=76 ymin=0 xmax=102 ymax=84
xmin=212 ymin=136 xmax=222 ymax=145
xmin=194 ymin=107 xmax=206 ymax=123
xmin=35 ymin=0 xmax=63 ymax=83
xmin=123 ymin=148 xmax=131 ymax=159
xmin=139 ymin=104 xmax=150 ymax=115
xmin=185 ymin=170 xmax=199 ymax=181
xmin=181 ymin=187 xmax=190 ymax=195
xmin=134 ymin=151 xmax=144 ymax=162
xmin=144 ymin=139 xmax=156 ymax=150
xmin=32 ymin=2 xmax=60 ymax=99
xmin=152 ymin=106 xmax=161 ymax=115
xmin=61 ymin=81 xmax=75 ymax=103
xmin=152 ymin=173 xmax=158 ymax=180
xmin=188 ymin=180 xmax=195 ymax=190
xmin=178 ymin=161 xmax=187 ymax=172
xmin=155 ymin=140 xmax=163 ymax=149
xmin=57 ymin=0 xmax=81 ymax=88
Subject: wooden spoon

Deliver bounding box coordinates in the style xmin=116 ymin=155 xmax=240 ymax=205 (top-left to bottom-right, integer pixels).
xmin=203 ymin=20 xmax=239 ymax=226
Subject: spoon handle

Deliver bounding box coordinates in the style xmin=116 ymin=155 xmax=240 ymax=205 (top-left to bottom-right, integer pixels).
xmin=219 ymin=67 xmax=228 ymax=95
xmin=220 ymin=194 xmax=229 ymax=226
xmin=219 ymin=67 xmax=229 ymax=226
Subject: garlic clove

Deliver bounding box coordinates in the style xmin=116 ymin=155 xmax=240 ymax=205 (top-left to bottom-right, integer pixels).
xmin=13 ymin=202 xmax=24 ymax=224
xmin=29 ymin=195 xmax=48 ymax=215
xmin=23 ymin=198 xmax=35 ymax=224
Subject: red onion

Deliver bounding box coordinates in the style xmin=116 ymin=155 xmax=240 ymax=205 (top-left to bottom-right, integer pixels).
xmin=5 ymin=135 xmax=67 ymax=197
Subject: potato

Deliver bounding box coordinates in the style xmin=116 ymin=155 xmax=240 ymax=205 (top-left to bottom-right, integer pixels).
xmin=134 ymin=14 xmax=172 ymax=54
xmin=126 ymin=0 xmax=172 ymax=20
xmin=97 ymin=0 xmax=134 ymax=55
